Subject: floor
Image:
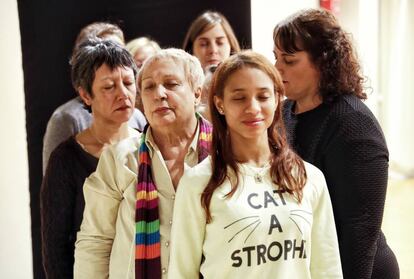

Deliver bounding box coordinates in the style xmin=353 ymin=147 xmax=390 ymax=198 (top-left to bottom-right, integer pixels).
xmin=382 ymin=178 xmax=414 ymax=279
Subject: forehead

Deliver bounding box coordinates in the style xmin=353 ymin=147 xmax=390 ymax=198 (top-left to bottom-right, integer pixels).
xmin=94 ymin=63 xmax=134 ymax=79
xmin=225 ymin=67 xmax=273 ymax=89
xmin=142 ymin=58 xmax=185 ymax=80
xmin=197 ymin=23 xmax=226 ymax=39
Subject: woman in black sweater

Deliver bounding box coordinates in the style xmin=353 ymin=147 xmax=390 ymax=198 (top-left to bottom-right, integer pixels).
xmin=40 ymin=38 xmax=139 ymax=278
xmin=273 ymin=9 xmax=399 ymax=279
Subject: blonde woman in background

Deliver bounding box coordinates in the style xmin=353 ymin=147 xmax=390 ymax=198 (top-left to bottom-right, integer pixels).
xmin=126 ymin=36 xmax=161 ymax=69
xmin=126 ymin=36 xmax=160 ymax=113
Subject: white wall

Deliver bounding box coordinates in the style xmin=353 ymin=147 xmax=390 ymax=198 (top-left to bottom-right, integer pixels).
xmin=251 ymin=0 xmax=319 ymax=61
xmin=338 ymin=0 xmax=380 ymax=116
xmin=0 ymin=0 xmax=33 ymax=278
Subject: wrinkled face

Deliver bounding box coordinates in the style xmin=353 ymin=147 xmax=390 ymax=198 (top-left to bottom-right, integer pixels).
xmin=140 ymin=58 xmax=200 ymax=128
xmin=192 ymin=24 xmax=231 ymax=70
xmin=273 ymin=46 xmax=320 ymax=102
xmin=134 ymin=46 xmax=157 ymax=69
xmin=214 ymin=67 xmax=277 ymax=143
xmin=83 ymin=64 xmax=136 ymax=124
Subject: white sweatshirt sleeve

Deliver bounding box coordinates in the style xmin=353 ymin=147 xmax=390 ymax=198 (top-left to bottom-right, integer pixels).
xmin=309 ymin=166 xmax=343 ymax=278
xmin=168 ymin=166 xmax=209 ymax=279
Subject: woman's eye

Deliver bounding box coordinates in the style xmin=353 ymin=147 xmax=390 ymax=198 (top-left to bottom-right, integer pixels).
xmin=103 ymin=85 xmax=114 ymax=90
xmin=165 ymin=82 xmax=179 ymax=89
xmin=143 ymin=84 xmax=154 ymax=90
xmin=284 ymin=59 xmax=295 ymax=65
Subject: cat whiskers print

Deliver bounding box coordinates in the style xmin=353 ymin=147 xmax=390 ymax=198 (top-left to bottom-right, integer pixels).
xmin=289 ymin=209 xmax=312 ymax=235
xmin=224 ymin=216 xmax=261 ymax=244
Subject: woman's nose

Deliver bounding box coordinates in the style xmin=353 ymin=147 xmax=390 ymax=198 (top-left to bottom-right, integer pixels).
xmin=154 ymin=85 xmax=167 ymax=99
xmin=209 ymin=42 xmax=219 ymax=54
xmin=275 ymin=60 xmax=284 ymax=74
xmin=245 ymin=99 xmax=260 ymax=114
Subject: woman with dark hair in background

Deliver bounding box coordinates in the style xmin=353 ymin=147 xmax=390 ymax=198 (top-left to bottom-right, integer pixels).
xmin=41 ymin=39 xmax=139 ymax=278
xmin=169 ymin=51 xmax=342 ymax=278
xmin=183 ymin=10 xmax=241 ymax=72
xmin=273 ymin=8 xmax=399 ymax=278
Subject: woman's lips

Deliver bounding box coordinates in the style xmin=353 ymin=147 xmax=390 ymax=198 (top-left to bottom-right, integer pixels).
xmin=242 ymin=119 xmax=264 ymax=126
xmin=115 ymin=105 xmax=131 ymax=111
xmin=154 ymin=107 xmax=170 ymax=113
xmin=207 ymin=59 xmax=220 ymax=65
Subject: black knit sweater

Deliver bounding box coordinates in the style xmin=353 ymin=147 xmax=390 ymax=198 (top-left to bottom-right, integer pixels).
xmin=283 ymin=95 xmax=399 ymax=279
xmin=41 ymin=136 xmax=98 ymax=279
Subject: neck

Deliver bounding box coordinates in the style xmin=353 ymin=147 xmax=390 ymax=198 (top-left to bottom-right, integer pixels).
xmin=295 ymin=92 xmax=322 ymax=114
xmin=231 ymin=133 xmax=272 ymax=167
xmin=151 ymin=116 xmax=198 ymax=151
xmin=89 ymin=119 xmax=130 ymax=145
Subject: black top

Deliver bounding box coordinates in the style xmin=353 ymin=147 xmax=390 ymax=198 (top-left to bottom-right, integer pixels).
xmin=41 ymin=136 xmax=98 ymax=279
xmin=283 ymin=95 xmax=399 ymax=279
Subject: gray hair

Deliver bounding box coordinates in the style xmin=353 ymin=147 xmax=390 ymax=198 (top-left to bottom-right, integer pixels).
xmin=137 ymin=48 xmax=204 ymax=92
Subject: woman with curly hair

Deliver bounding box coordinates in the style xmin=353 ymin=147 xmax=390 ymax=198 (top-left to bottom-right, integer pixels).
xmin=273 ymin=8 xmax=399 ymax=278
xmin=169 ymin=51 xmax=342 ymax=278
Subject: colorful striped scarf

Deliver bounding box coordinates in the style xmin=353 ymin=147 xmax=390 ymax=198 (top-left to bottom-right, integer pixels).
xmin=135 ymin=115 xmax=212 ymax=278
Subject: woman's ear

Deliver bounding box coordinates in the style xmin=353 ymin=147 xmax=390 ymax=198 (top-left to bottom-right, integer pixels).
xmin=213 ymin=96 xmax=224 ymax=115
xmin=78 ymin=87 xmax=92 ymax=106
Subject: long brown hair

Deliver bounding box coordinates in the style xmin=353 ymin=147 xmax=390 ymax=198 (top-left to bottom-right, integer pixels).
xmin=273 ymin=9 xmax=366 ymax=103
xmin=201 ymin=51 xmax=307 ymax=223
xmin=183 ymin=10 xmax=241 ymax=55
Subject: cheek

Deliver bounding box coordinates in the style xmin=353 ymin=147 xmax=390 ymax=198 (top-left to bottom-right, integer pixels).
xmin=193 ymin=46 xmax=206 ymax=58
xmin=219 ymin=45 xmax=231 ymax=57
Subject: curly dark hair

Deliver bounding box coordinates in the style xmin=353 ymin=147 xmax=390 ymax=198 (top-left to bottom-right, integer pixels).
xmin=273 ymin=8 xmax=366 ymax=103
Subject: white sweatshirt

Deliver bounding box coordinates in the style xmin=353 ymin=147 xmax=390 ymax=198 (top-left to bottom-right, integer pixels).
xmin=169 ymin=158 xmax=343 ymax=279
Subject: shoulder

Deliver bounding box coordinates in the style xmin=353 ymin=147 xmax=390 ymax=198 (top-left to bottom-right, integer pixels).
xmin=178 ymin=157 xmax=212 ymax=194
xmin=49 ymin=137 xmax=78 ymax=159
xmin=327 ymin=95 xmax=386 ymax=144
xmin=331 ymin=96 xmax=380 ymax=129
xmin=95 ymin=132 xmax=142 ymax=180
xmin=44 ymin=137 xmax=82 ymax=177
xmin=302 ymin=161 xmax=327 ymax=197
xmin=103 ymin=132 xmax=142 ymax=163
xmin=50 ymin=97 xmax=90 ymax=121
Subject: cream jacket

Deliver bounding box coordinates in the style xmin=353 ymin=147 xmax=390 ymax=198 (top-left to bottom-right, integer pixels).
xmin=74 ymin=126 xmax=200 ymax=278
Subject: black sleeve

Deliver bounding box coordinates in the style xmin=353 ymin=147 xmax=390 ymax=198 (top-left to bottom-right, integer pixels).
xmin=41 ymin=145 xmax=76 ymax=279
xmin=322 ymin=111 xmax=388 ymax=279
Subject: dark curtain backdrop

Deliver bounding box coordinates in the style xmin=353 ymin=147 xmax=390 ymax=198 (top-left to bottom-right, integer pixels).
xmin=17 ymin=0 xmax=251 ymax=278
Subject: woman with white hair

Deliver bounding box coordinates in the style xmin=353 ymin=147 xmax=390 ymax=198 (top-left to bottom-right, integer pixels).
xmin=74 ymin=48 xmax=212 ymax=279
